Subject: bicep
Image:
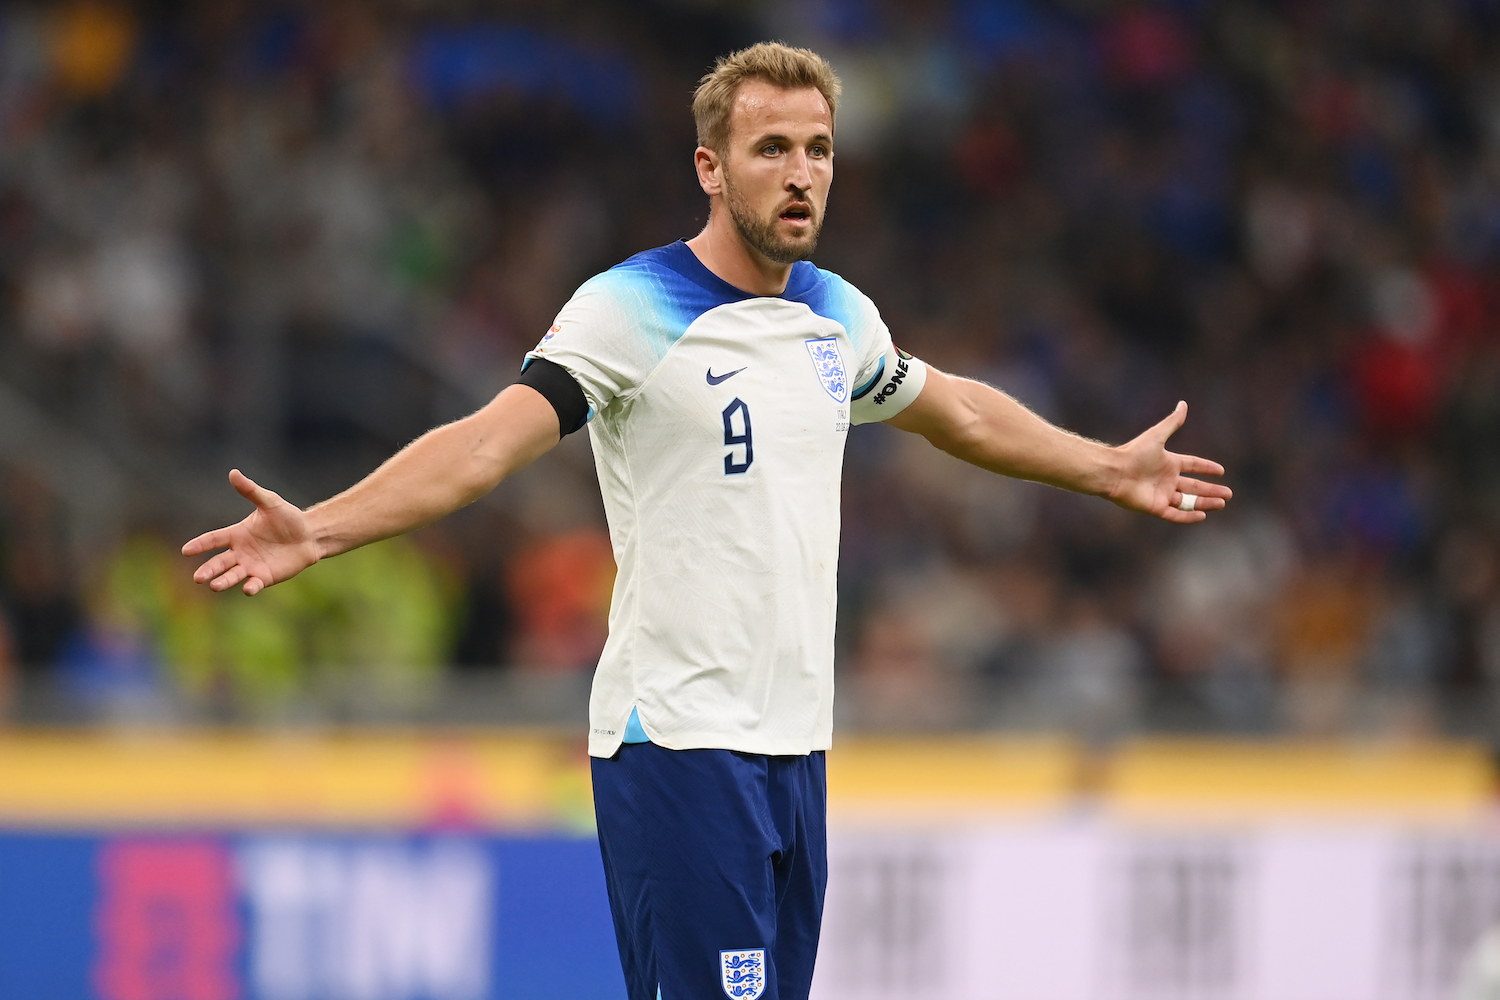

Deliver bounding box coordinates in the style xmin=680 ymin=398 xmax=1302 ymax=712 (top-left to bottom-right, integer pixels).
xmin=464 ymin=383 xmax=566 ymax=484
xmin=885 ymin=370 xmax=1048 ymax=465
xmin=471 ymin=354 xmax=592 ymax=471
xmin=884 ymin=368 xmax=977 ymax=440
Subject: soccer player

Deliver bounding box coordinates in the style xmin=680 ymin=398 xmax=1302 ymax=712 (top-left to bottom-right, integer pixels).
xmin=184 ymin=42 xmax=1229 ymax=1000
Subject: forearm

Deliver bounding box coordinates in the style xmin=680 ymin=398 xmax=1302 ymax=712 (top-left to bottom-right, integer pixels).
xmin=307 ymin=384 xmax=559 ymax=559
xmin=892 ymin=369 xmax=1123 ymax=497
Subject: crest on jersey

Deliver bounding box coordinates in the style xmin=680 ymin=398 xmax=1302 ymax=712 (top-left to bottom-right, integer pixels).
xmin=804 ymin=337 xmax=848 ymax=403
xmin=720 ymin=949 xmax=766 ymax=999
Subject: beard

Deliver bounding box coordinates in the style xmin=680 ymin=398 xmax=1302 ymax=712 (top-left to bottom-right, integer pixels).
xmin=722 ymin=169 xmax=824 ymax=265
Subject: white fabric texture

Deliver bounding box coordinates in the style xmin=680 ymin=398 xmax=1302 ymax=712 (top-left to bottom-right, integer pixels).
xmin=525 ymin=242 xmax=927 ymax=757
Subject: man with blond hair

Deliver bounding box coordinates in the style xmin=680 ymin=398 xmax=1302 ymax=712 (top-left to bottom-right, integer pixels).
xmin=186 ymin=42 xmax=1230 ymax=1000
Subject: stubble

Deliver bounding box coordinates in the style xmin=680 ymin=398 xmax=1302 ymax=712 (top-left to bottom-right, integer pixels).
xmin=722 ymin=167 xmax=824 ymax=266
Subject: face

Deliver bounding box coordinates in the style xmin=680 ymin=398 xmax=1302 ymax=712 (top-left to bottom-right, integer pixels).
xmin=710 ymin=81 xmax=834 ymax=265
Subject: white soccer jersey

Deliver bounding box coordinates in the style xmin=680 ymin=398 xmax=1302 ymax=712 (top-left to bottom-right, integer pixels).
xmin=526 ymin=241 xmax=927 ymax=757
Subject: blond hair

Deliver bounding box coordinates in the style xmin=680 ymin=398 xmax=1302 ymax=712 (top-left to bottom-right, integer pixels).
xmin=692 ymin=42 xmax=841 ymax=153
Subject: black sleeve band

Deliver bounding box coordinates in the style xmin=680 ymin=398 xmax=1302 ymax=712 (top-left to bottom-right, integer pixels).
xmin=517 ymin=357 xmax=589 ymax=436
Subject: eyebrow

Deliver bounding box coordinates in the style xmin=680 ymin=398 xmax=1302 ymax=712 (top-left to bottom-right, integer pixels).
xmin=751 ymin=131 xmax=833 ymax=147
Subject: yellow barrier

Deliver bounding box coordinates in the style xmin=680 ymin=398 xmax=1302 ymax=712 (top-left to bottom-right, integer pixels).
xmin=826 ymin=735 xmax=1083 ymax=821
xmin=1104 ymin=738 xmax=1496 ymax=821
xmin=0 ymin=732 xmax=1490 ymax=829
xmin=0 ymin=731 xmax=595 ymax=831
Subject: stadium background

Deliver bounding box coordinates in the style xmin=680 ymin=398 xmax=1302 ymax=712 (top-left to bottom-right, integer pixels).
xmin=2 ymin=0 xmax=1500 ymax=998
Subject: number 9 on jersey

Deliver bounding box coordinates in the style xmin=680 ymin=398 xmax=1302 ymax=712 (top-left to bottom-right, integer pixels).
xmin=723 ymin=398 xmax=753 ymax=475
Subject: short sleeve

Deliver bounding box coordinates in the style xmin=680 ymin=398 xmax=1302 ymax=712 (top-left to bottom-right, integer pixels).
xmin=835 ymin=284 xmax=927 ymax=425
xmin=850 ymin=342 xmax=928 ymax=424
xmin=523 ymin=271 xmax=672 ymax=419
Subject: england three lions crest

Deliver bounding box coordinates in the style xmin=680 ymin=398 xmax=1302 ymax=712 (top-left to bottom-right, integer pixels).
xmin=720 ymin=949 xmax=766 ymax=999
xmin=804 ymin=337 xmax=848 ymax=403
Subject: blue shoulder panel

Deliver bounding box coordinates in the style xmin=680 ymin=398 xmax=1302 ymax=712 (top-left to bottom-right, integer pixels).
xmin=560 ymin=242 xmax=759 ymax=372
xmin=612 ymin=241 xmax=754 ymax=326
xmin=579 ymin=245 xmax=872 ymax=370
xmin=790 ymin=266 xmax=869 ymax=353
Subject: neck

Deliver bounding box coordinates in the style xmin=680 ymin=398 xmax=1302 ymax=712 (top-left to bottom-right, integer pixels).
xmin=685 ymin=207 xmax=793 ymax=296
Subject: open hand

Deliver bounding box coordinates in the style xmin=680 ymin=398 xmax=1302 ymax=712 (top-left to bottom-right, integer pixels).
xmin=182 ymin=470 xmax=321 ymax=595
xmin=1108 ymin=402 xmax=1231 ymax=524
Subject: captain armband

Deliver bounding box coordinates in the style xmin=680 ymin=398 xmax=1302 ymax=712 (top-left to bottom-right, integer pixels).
xmin=850 ymin=345 xmax=928 ymax=424
xmin=518 ymin=357 xmax=590 ymax=436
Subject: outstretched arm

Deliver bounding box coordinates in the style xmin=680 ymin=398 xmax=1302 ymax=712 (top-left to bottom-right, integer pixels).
xmin=183 ymin=383 xmax=562 ymax=594
xmin=885 ymin=368 xmax=1230 ymax=523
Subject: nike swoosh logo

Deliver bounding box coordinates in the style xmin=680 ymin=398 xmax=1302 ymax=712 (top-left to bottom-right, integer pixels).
xmin=706 ymin=367 xmax=747 ymax=385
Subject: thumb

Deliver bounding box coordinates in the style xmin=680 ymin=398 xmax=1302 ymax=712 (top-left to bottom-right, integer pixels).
xmin=1152 ymin=400 xmax=1188 ymax=444
xmin=228 ymin=469 xmax=280 ymax=511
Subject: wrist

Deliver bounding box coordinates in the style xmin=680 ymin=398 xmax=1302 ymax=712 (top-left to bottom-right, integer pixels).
xmin=1094 ymin=444 xmax=1128 ymax=500
xmin=303 ymin=504 xmax=337 ymax=562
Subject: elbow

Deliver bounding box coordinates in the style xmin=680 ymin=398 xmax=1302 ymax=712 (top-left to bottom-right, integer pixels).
xmin=458 ymin=466 xmax=498 ymax=506
xmin=444 ymin=418 xmax=507 ymax=503
xmin=461 ymin=447 xmax=512 ymax=502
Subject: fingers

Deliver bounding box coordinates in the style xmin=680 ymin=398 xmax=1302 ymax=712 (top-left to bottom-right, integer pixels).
xmin=193 ymin=552 xmax=270 ymax=595
xmin=1172 ymin=491 xmax=1226 ymax=513
xmin=1177 ymin=454 xmax=1225 ymax=477
xmin=183 ymin=471 xmax=287 ymax=595
xmin=1166 ymin=476 xmax=1228 ymax=521
xmin=182 ymin=471 xmax=265 ymax=556
xmin=1178 ymin=478 xmax=1233 ymax=501
xmin=183 ymin=468 xmax=282 ymax=556
xmin=1159 ymin=506 xmax=1208 ymax=525
xmin=210 ymin=566 xmax=268 ymax=596
xmin=210 ymin=563 xmax=249 ymax=592
xmin=182 ymin=527 xmax=231 ymax=557
xmin=193 ymin=550 xmax=240 ymax=584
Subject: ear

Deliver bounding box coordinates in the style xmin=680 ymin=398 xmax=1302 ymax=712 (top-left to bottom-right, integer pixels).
xmin=694 ymin=146 xmax=723 ymax=197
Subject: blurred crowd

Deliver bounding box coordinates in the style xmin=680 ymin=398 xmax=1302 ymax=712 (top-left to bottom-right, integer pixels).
xmin=1 ymin=0 xmax=1499 ymax=738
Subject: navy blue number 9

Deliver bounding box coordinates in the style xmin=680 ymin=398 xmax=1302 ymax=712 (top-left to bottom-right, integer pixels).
xmin=722 ymin=398 xmax=753 ymax=474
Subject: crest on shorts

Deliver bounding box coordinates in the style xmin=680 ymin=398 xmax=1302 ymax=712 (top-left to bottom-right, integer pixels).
xmin=720 ymin=949 xmax=766 ymax=999
xmin=804 ymin=337 xmax=848 ymax=403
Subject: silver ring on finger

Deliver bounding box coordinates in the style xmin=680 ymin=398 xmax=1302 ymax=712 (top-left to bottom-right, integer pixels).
xmin=1177 ymin=493 xmax=1198 ymax=512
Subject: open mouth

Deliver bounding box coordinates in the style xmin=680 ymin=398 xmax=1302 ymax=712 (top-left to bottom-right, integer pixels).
xmin=779 ymin=204 xmax=813 ymax=224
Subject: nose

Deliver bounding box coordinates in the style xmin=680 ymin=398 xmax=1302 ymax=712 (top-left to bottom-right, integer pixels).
xmin=786 ymin=150 xmax=813 ymax=192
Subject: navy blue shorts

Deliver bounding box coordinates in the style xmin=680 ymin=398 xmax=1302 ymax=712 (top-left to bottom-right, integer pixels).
xmin=591 ymin=742 xmax=828 ymax=1000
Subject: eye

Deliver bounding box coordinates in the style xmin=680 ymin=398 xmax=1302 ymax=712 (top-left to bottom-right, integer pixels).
xmin=810 ymin=144 xmax=828 ymax=157
xmin=761 ymin=143 xmax=780 ymax=156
